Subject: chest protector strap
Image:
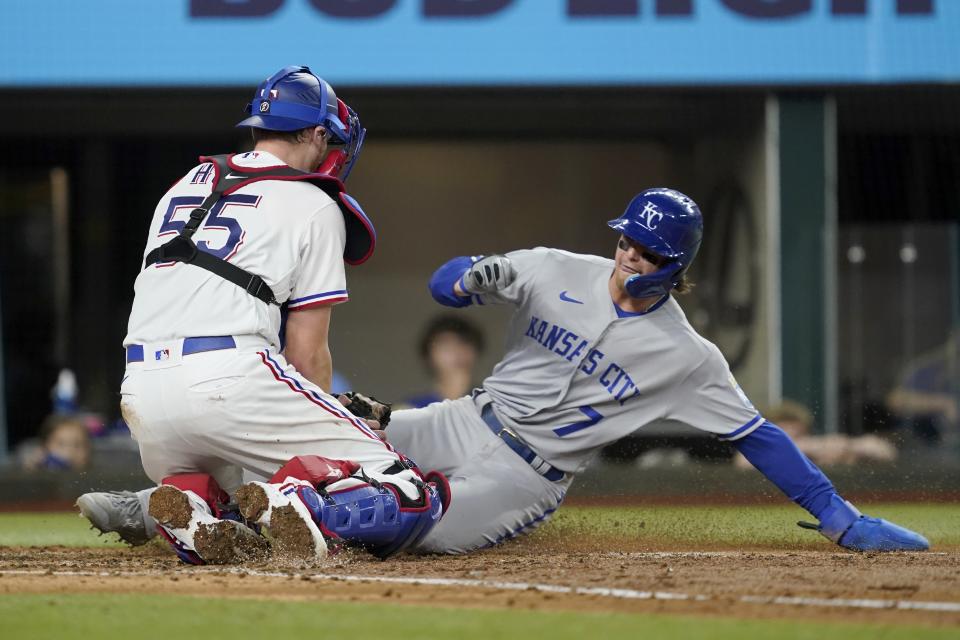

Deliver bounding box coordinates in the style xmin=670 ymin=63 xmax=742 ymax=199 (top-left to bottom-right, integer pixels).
xmin=143 ymin=153 xmax=376 ymax=306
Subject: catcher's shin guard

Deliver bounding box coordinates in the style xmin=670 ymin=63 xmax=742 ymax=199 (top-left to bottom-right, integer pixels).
xmin=300 ymin=477 xmax=444 ymax=558
xmin=268 ymin=456 xmax=447 ymax=558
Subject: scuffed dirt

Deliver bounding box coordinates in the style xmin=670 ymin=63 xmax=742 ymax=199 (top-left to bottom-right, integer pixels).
xmin=0 ymin=540 xmax=957 ymax=628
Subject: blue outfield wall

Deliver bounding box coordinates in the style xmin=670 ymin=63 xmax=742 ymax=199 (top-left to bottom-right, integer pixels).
xmin=1 ymin=1 xmax=958 ymax=87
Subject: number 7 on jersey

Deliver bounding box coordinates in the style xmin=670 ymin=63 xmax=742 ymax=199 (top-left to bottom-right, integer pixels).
xmin=553 ymin=405 xmax=603 ymax=437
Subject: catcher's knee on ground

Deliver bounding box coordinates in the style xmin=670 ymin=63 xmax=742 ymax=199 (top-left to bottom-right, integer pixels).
xmin=262 ymin=455 xmax=448 ymax=558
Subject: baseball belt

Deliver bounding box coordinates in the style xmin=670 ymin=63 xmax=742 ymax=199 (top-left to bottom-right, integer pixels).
xmin=125 ymin=336 xmax=237 ymax=363
xmin=473 ymin=391 xmax=566 ymax=483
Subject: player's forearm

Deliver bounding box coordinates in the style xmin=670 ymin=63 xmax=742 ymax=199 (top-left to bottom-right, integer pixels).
xmin=428 ymin=256 xmax=474 ymax=307
xmin=429 ymin=254 xmax=518 ymax=306
xmin=732 ymin=422 xmax=838 ymax=520
xmin=283 ymin=305 xmax=335 ymax=391
xmin=289 ymin=345 xmax=333 ymax=391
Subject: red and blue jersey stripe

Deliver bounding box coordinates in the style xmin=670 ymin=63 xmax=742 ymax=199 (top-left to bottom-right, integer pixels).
xmin=287 ymin=289 xmax=349 ymax=310
xmin=258 ymin=348 xmax=396 ymax=454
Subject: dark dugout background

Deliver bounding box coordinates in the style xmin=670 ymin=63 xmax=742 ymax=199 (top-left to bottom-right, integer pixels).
xmin=0 ymin=85 xmax=958 ymax=451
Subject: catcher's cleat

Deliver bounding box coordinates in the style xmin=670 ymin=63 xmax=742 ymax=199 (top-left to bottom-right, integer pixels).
xmin=194 ymin=519 xmax=270 ymax=564
xmin=76 ymin=491 xmax=152 ymax=546
xmin=236 ymin=480 xmax=328 ymax=562
xmin=149 ymin=485 xmax=267 ymax=565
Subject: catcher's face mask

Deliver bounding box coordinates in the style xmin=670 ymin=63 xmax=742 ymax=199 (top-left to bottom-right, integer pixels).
xmin=316 ymin=99 xmax=365 ymax=182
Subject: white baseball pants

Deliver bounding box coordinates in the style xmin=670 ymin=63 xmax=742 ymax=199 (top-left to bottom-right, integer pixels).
xmin=121 ymin=336 xmax=401 ymax=494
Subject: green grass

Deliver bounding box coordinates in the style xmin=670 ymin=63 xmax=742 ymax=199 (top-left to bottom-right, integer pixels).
xmin=2 ymin=503 xmax=958 ymax=549
xmin=0 ymin=594 xmax=953 ymax=640
xmin=531 ymin=503 xmax=960 ymax=549
xmin=1 ymin=508 xmax=956 ymax=639
xmin=0 ymin=512 xmax=126 ymax=547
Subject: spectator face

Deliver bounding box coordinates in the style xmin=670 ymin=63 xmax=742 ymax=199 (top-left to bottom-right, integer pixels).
xmin=44 ymin=421 xmax=90 ymax=469
xmin=428 ymin=331 xmax=479 ymax=377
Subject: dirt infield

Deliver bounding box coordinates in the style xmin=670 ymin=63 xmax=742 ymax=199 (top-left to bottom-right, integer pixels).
xmin=2 ymin=538 xmax=958 ymax=628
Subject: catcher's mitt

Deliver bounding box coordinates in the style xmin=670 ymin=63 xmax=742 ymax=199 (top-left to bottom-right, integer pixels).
xmin=342 ymin=391 xmax=392 ymax=427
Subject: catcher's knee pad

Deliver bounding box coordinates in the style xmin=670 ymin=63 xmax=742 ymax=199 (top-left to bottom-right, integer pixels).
xmin=293 ymin=470 xmax=446 ymax=559
xmin=269 ymin=455 xmax=361 ymax=487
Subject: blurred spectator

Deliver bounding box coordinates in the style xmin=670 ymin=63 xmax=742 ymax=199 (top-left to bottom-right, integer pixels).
xmin=734 ymin=399 xmax=897 ymax=469
xmin=12 ymin=369 xmax=97 ymax=471
xmin=886 ymin=327 xmax=960 ymax=447
xmin=20 ymin=413 xmax=92 ymax=471
xmin=405 ymin=315 xmax=485 ymax=409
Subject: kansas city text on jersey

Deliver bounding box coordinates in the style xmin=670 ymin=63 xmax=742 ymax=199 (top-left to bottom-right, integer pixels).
xmin=524 ymin=315 xmax=640 ymax=406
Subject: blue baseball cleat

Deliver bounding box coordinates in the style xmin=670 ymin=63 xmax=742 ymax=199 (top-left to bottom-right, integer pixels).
xmin=799 ymin=495 xmax=930 ymax=552
xmin=835 ymin=516 xmax=930 ymax=552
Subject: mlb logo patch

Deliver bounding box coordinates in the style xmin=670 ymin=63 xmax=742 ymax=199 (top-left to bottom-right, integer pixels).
xmin=155 ymin=349 xmax=170 ymax=361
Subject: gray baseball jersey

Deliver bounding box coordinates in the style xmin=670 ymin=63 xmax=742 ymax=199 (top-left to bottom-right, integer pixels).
xmin=477 ymin=247 xmax=762 ymax=473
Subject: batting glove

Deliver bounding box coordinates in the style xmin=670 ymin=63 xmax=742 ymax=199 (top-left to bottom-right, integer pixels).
xmin=460 ymin=255 xmax=516 ymax=295
xmin=798 ymin=495 xmax=929 ymax=552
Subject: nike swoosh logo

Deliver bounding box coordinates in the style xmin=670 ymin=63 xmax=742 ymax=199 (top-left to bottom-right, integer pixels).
xmin=559 ymin=291 xmax=584 ymax=304
xmin=225 ymin=173 xmax=247 ymax=179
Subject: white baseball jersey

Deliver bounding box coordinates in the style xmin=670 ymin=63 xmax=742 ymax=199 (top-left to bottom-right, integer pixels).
xmin=476 ymin=247 xmax=762 ymax=473
xmin=124 ymin=151 xmax=349 ymax=349
xmin=121 ymin=150 xmax=402 ymax=493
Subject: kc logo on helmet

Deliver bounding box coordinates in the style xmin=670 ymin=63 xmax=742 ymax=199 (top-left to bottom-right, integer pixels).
xmin=640 ymin=202 xmax=664 ymax=230
xmin=259 ymin=101 xmax=270 ymax=113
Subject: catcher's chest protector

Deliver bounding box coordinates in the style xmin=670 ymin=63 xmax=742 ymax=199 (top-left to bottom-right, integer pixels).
xmin=144 ymin=153 xmax=375 ymax=305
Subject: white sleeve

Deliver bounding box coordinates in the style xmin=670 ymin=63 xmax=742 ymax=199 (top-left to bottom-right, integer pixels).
xmin=287 ymin=202 xmax=348 ymax=311
xmin=474 ymin=247 xmax=550 ymax=306
xmin=665 ymin=345 xmax=763 ymax=441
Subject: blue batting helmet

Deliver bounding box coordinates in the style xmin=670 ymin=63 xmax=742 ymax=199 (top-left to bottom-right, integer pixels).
xmin=237 ymin=65 xmax=366 ymax=180
xmin=608 ymin=188 xmax=703 ymax=298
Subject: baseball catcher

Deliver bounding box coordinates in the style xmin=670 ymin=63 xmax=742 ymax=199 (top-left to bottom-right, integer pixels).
xmin=80 ymin=65 xmax=449 ymax=564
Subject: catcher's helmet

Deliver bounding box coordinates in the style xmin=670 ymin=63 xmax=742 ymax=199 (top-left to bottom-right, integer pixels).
xmin=608 ymin=188 xmax=703 ymax=298
xmin=237 ymin=65 xmax=366 ymax=180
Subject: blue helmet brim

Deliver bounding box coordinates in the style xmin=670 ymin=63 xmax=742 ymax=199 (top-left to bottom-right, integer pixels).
xmin=607 ymin=218 xmax=681 ymax=259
